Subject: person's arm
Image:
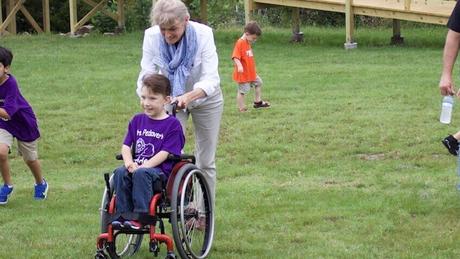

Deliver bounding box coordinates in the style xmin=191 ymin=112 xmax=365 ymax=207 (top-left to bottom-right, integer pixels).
xmin=121 ymin=144 xmax=138 ymax=173
xmin=233 ymin=58 xmax=244 ymax=73
xmin=139 ymin=150 xmax=169 ymax=169
xmin=177 ymin=26 xmax=220 ymax=109
xmin=0 ymin=108 xmax=10 ymax=120
xmin=440 ymin=29 xmax=460 ymax=96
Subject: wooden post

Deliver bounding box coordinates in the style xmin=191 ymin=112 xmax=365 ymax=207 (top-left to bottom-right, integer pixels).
xmin=200 ymin=0 xmax=207 ymax=24
xmin=244 ymin=0 xmax=253 ymax=24
xmin=291 ymin=7 xmax=303 ymax=42
xmin=344 ymin=0 xmax=357 ymax=49
xmin=0 ymin=0 xmax=3 ymax=25
xmin=7 ymin=0 xmax=16 ymax=34
xmin=390 ymin=19 xmax=404 ymax=45
xmin=69 ymin=0 xmax=77 ymax=35
xmin=0 ymin=0 xmax=3 ymax=36
xmin=43 ymin=0 xmax=50 ymax=33
xmin=117 ymin=0 xmax=125 ymax=29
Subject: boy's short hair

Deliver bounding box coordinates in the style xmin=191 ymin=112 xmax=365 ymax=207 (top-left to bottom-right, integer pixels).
xmin=0 ymin=47 xmax=13 ymax=67
xmin=142 ymin=74 xmax=171 ymax=97
xmin=244 ymin=21 xmax=262 ymax=36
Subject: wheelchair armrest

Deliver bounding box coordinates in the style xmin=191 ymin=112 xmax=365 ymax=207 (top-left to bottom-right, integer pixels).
xmin=167 ymin=153 xmax=196 ymax=164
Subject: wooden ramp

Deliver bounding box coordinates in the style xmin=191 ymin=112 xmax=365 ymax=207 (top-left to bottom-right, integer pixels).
xmin=244 ymin=0 xmax=457 ymax=48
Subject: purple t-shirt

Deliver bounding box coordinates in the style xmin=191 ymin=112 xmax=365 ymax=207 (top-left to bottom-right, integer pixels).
xmin=0 ymin=75 xmax=39 ymax=142
xmin=123 ymin=113 xmax=185 ymax=177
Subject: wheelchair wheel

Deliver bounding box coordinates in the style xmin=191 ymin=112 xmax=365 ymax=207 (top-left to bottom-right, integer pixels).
xmin=100 ymin=174 xmax=143 ymax=257
xmin=171 ymin=164 xmax=214 ymax=259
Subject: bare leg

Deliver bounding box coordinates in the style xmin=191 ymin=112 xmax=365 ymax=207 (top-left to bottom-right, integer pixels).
xmin=0 ymin=144 xmax=11 ymax=185
xmin=237 ymin=92 xmax=246 ymax=111
xmin=454 ymin=131 xmax=460 ymax=140
xmin=254 ymin=85 xmax=262 ymax=103
xmin=25 ymin=159 xmax=43 ymax=184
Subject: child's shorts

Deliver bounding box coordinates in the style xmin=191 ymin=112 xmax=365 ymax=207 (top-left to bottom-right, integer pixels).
xmin=0 ymin=129 xmax=39 ymax=161
xmin=238 ymin=75 xmax=263 ymax=94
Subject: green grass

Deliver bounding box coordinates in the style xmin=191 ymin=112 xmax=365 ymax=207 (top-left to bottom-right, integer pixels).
xmin=1 ymin=25 xmax=460 ymax=257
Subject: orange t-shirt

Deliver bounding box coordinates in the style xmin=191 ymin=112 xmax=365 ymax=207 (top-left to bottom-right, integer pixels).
xmin=232 ymin=38 xmax=257 ymax=83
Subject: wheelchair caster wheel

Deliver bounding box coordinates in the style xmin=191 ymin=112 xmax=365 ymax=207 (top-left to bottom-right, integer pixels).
xmin=149 ymin=241 xmax=160 ymax=256
xmin=95 ymin=250 xmax=108 ymax=259
xmin=165 ymin=252 xmax=176 ymax=259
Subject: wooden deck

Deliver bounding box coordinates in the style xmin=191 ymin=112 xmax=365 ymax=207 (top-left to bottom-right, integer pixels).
xmin=245 ymin=0 xmax=457 ymax=47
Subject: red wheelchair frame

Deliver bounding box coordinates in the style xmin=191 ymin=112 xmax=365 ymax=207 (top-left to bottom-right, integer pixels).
xmin=95 ymin=154 xmax=214 ymax=259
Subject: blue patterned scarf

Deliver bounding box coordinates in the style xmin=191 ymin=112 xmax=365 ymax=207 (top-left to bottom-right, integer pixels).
xmin=159 ymin=23 xmax=197 ymax=97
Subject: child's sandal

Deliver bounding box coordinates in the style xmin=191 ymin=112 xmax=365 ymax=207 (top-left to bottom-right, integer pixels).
xmin=253 ymin=100 xmax=270 ymax=108
xmin=239 ymin=107 xmax=248 ymax=112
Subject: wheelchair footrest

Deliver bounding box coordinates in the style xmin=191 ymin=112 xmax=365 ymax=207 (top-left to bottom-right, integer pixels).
xmin=112 ymin=225 xmax=151 ymax=234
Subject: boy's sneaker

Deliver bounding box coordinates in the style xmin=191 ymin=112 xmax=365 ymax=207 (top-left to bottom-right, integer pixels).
xmin=111 ymin=220 xmax=124 ymax=229
xmin=0 ymin=184 xmax=13 ymax=205
xmin=124 ymin=220 xmax=143 ymax=230
xmin=442 ymin=135 xmax=459 ymax=156
xmin=34 ymin=179 xmax=48 ymax=200
xmin=253 ymin=100 xmax=271 ymax=109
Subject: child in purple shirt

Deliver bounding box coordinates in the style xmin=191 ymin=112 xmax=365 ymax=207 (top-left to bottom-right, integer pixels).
xmin=0 ymin=46 xmax=48 ymax=205
xmin=112 ymin=74 xmax=185 ymax=229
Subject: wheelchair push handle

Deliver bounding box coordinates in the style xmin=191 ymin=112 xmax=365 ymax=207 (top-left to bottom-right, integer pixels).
xmin=170 ymin=101 xmax=178 ymax=117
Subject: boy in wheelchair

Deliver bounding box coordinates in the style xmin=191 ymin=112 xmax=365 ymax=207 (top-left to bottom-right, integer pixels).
xmin=111 ymin=73 xmax=184 ymax=230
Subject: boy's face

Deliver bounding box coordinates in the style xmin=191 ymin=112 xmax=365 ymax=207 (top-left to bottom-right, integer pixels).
xmin=245 ymin=33 xmax=258 ymax=44
xmin=160 ymin=18 xmax=188 ymax=45
xmin=140 ymin=86 xmax=170 ymax=119
xmin=0 ymin=63 xmax=9 ymax=83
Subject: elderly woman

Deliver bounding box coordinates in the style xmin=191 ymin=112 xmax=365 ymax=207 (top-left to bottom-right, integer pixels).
xmin=137 ymin=0 xmax=223 ymax=207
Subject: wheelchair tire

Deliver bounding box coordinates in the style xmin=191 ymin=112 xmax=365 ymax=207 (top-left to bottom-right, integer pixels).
xmin=171 ymin=164 xmax=214 ymax=259
xmin=99 ymin=174 xmax=143 ymax=257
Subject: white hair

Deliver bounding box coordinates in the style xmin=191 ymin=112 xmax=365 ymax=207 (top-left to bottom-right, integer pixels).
xmin=150 ymin=0 xmax=190 ymax=26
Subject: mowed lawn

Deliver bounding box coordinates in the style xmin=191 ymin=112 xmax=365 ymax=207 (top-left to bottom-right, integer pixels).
xmin=1 ymin=25 xmax=460 ymax=258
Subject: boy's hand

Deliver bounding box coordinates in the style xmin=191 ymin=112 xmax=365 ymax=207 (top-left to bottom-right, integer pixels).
xmin=237 ymin=65 xmax=243 ymax=73
xmin=126 ymin=162 xmax=138 ymax=173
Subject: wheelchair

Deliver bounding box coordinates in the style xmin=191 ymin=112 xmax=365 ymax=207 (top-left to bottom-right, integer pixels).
xmin=95 ymin=153 xmax=214 ymax=259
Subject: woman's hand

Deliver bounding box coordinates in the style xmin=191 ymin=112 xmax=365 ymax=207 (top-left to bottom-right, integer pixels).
xmin=173 ymin=88 xmax=206 ymax=109
xmin=174 ymin=94 xmax=192 ymax=109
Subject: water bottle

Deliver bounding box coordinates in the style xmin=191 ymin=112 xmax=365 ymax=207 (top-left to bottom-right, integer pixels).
xmin=440 ymin=95 xmax=454 ymax=124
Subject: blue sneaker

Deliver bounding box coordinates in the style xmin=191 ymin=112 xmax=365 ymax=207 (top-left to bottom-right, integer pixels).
xmin=0 ymin=184 xmax=13 ymax=205
xmin=34 ymin=179 xmax=48 ymax=200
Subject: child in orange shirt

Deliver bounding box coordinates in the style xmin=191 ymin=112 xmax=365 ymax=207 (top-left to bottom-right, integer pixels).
xmin=232 ymin=21 xmax=270 ymax=112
